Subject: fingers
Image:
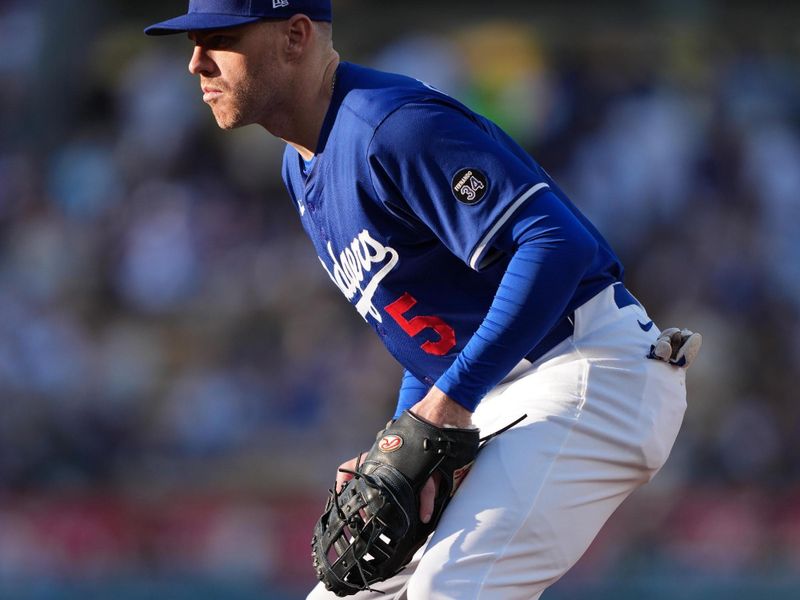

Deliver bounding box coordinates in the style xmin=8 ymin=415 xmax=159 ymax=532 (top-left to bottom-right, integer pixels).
xmin=336 ymin=452 xmax=366 ymax=492
xmin=651 ymin=337 xmax=673 ymax=362
xmin=419 ymin=476 xmax=436 ymax=523
xmin=674 ymin=331 xmax=702 ymax=368
xmin=335 ymin=470 xmax=354 ymax=493
xmin=337 ymin=457 xmax=444 ymax=524
xmin=648 ymin=326 xmax=703 ymax=369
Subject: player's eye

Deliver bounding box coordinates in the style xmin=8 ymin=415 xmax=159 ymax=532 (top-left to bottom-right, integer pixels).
xmin=209 ymin=35 xmax=235 ymax=49
xmin=194 ymin=34 xmax=235 ymax=50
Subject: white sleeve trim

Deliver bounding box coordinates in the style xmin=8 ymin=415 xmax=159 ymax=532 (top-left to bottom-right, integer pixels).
xmin=469 ymin=182 xmax=550 ymax=270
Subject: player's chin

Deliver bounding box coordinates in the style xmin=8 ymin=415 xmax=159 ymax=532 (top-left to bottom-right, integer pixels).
xmin=209 ymin=104 xmax=245 ymax=130
xmin=215 ymin=119 xmax=239 ymax=131
xmin=213 ymin=111 xmax=246 ymax=131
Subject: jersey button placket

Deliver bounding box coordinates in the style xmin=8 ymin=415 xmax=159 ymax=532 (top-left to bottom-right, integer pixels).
xmin=301 ymin=192 xmax=329 ymax=241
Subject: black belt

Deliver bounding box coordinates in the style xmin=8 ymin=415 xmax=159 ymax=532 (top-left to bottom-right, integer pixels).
xmin=524 ymin=283 xmax=640 ymax=364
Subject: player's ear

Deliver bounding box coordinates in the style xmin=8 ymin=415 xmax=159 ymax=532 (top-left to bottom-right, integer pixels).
xmin=284 ymin=14 xmax=313 ymax=60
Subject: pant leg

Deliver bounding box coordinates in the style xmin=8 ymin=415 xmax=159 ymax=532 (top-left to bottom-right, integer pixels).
xmin=308 ymin=286 xmax=686 ymax=600
xmin=306 ymin=574 xmax=410 ymax=600
xmin=305 ymin=546 xmax=421 ymax=600
xmin=402 ymin=290 xmax=686 ymax=599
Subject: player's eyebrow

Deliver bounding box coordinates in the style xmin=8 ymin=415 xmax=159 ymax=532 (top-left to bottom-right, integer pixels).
xmin=188 ymin=28 xmax=237 ymax=44
xmin=189 ymin=31 xmax=213 ymax=43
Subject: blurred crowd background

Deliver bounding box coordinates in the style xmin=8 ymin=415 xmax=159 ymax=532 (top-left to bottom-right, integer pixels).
xmin=1 ymin=0 xmax=800 ymax=598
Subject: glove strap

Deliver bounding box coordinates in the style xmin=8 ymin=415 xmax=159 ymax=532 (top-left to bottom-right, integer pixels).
xmin=478 ymin=414 xmax=527 ymax=450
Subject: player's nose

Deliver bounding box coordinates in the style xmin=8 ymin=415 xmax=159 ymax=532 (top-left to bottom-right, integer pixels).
xmin=188 ymin=45 xmax=214 ymax=76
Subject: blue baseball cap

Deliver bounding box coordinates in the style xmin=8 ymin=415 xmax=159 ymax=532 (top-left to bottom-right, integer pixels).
xmin=145 ymin=0 xmax=333 ymax=36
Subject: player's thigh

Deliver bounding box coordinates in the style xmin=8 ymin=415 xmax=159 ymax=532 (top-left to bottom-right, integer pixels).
xmin=404 ymin=420 xmax=588 ymax=599
xmin=405 ymin=355 xmax=685 ymax=599
xmin=403 ymin=379 xmax=587 ymax=598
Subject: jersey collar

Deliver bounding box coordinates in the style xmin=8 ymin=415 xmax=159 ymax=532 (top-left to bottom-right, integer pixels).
xmin=315 ymin=61 xmax=353 ymax=155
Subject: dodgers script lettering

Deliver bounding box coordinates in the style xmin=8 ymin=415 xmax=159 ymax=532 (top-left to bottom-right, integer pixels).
xmin=320 ymin=229 xmax=400 ymax=322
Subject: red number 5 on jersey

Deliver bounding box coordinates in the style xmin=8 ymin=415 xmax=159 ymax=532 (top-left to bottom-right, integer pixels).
xmin=385 ymin=293 xmax=457 ymax=356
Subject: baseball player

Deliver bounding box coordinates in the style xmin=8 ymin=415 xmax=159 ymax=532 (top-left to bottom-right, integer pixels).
xmin=146 ymin=2 xmax=701 ymax=598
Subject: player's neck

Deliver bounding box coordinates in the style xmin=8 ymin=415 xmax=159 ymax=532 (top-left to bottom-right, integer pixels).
xmin=270 ymin=53 xmax=340 ymax=161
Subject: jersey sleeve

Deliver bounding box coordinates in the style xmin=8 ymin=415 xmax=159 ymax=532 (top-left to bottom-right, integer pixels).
xmin=367 ymin=101 xmax=551 ymax=270
xmin=394 ymin=369 xmax=430 ymax=419
xmin=434 ymin=191 xmax=599 ymax=410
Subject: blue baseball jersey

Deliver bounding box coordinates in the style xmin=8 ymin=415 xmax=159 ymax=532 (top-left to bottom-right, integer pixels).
xmin=282 ymin=62 xmax=623 ymax=399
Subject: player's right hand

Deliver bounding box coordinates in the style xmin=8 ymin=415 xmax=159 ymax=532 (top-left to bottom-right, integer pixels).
xmin=648 ymin=327 xmax=702 ymax=368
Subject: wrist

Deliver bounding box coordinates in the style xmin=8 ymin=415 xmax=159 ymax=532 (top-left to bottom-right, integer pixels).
xmin=435 ymin=368 xmax=484 ymax=413
xmin=410 ymin=386 xmax=474 ymax=429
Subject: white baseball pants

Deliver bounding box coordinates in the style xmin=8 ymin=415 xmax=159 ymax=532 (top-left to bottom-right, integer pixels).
xmin=307 ymin=283 xmax=687 ymax=600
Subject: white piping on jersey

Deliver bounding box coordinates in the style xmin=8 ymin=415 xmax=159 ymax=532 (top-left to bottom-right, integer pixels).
xmin=319 ymin=229 xmax=400 ymax=323
xmin=469 ymin=183 xmax=550 ymax=271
